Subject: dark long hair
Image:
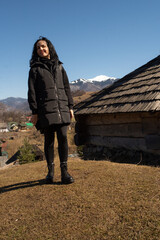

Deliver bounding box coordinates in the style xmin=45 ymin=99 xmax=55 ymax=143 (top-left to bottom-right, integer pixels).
xmin=30 ymin=37 xmax=59 ymax=64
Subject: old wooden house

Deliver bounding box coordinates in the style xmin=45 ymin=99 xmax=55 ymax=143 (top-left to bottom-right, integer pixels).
xmin=74 ymin=55 xmax=160 ymax=164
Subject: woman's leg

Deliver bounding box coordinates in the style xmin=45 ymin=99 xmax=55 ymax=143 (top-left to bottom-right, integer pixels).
xmin=56 ymin=125 xmax=74 ymax=184
xmin=44 ymin=126 xmax=55 ymax=183
xmin=56 ymin=125 xmax=68 ymax=163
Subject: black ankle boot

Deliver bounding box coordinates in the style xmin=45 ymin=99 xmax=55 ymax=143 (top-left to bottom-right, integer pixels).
xmin=60 ymin=162 xmax=74 ymax=184
xmin=46 ymin=162 xmax=54 ymax=184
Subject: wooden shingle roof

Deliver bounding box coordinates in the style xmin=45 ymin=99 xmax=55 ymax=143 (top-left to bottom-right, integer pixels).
xmin=74 ymin=55 xmax=160 ymax=115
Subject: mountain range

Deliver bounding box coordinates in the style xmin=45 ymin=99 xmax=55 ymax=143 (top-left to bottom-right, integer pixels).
xmin=70 ymin=75 xmax=117 ymax=92
xmin=0 ymin=97 xmax=30 ymax=112
xmin=0 ymin=75 xmax=117 ymax=111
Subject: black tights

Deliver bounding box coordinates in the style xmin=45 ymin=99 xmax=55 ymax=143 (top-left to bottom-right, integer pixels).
xmin=44 ymin=124 xmax=68 ymax=165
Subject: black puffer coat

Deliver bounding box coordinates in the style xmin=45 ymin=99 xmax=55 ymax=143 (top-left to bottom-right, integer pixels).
xmin=28 ymin=58 xmax=73 ymax=130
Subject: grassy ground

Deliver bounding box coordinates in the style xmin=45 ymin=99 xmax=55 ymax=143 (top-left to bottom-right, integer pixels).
xmin=0 ymin=157 xmax=160 ymax=240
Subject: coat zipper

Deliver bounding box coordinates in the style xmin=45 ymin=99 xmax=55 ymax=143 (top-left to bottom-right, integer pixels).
xmin=54 ymin=81 xmax=62 ymax=123
xmin=50 ymin=64 xmax=62 ymax=123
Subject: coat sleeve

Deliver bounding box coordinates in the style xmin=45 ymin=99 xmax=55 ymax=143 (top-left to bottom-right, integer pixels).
xmin=28 ymin=68 xmax=38 ymax=114
xmin=62 ymin=66 xmax=74 ymax=109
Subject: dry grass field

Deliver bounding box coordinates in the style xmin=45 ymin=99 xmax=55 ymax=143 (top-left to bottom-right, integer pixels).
xmin=0 ymin=153 xmax=160 ymax=239
xmin=1 ymin=92 xmax=159 ymax=239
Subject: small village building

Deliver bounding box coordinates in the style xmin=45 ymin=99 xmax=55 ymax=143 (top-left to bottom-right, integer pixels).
xmin=0 ymin=123 xmax=9 ymax=132
xmin=8 ymin=122 xmax=19 ymax=132
xmin=19 ymin=122 xmax=33 ymax=131
xmin=74 ymin=55 xmax=160 ymax=164
xmin=19 ymin=123 xmax=27 ymax=131
xmin=25 ymin=122 xmax=34 ymax=129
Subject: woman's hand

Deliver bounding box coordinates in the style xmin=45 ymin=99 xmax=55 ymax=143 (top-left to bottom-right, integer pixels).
xmin=70 ymin=109 xmax=74 ymax=120
xmin=31 ymin=114 xmax=38 ymax=126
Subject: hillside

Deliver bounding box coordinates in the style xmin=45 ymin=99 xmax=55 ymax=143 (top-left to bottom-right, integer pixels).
xmin=0 ymin=92 xmax=94 ymax=112
xmin=0 ymin=97 xmax=30 ymax=112
xmin=0 ymin=102 xmax=8 ymax=111
xmin=0 ymin=158 xmax=159 ymax=240
xmin=73 ymin=91 xmax=94 ymax=105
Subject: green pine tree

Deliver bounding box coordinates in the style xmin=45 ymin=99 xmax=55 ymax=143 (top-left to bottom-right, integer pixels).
xmin=18 ymin=138 xmax=36 ymax=164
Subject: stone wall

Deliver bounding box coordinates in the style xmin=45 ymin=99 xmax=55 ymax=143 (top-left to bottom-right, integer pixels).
xmin=82 ymin=145 xmax=160 ymax=166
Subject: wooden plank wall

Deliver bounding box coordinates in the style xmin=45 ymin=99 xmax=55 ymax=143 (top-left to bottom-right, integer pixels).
xmin=75 ymin=112 xmax=160 ymax=154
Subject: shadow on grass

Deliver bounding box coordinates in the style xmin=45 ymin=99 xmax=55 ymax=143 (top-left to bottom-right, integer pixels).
xmin=0 ymin=179 xmax=62 ymax=194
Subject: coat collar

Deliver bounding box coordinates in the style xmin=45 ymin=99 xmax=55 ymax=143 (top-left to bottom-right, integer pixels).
xmin=30 ymin=58 xmax=62 ymax=70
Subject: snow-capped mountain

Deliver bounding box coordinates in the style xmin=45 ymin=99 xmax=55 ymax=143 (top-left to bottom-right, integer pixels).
xmin=70 ymin=75 xmax=118 ymax=92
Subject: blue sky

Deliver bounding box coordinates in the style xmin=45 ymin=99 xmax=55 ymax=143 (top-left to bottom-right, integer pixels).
xmin=0 ymin=0 xmax=160 ymax=99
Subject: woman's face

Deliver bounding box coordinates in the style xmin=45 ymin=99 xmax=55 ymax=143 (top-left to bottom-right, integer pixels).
xmin=36 ymin=40 xmax=50 ymax=59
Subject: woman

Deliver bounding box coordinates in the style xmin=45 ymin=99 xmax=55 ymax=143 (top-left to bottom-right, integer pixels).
xmin=28 ymin=37 xmax=74 ymax=184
